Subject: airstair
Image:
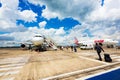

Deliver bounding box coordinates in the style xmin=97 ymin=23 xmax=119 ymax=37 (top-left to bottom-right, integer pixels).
xmin=45 ymin=38 xmax=57 ymax=50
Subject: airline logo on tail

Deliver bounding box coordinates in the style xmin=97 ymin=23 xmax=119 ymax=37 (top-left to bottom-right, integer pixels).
xmin=94 ymin=40 xmax=104 ymax=43
xmin=74 ymin=37 xmax=79 ymax=45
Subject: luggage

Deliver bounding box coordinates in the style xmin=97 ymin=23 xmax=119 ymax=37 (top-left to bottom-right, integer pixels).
xmin=104 ymin=53 xmax=112 ymax=62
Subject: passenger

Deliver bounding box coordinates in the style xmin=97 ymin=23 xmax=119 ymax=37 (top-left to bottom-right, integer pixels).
xmin=94 ymin=43 xmax=104 ymax=61
xmin=28 ymin=44 xmax=32 ymax=51
xmin=74 ymin=46 xmax=77 ymax=52
xmin=71 ymin=46 xmax=73 ymax=51
xmin=66 ymin=46 xmax=68 ymax=50
xmin=60 ymin=46 xmax=63 ymax=50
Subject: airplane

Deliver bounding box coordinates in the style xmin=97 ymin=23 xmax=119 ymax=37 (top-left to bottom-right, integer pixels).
xmin=94 ymin=39 xmax=119 ymax=46
xmin=18 ymin=34 xmax=58 ymax=51
xmin=28 ymin=34 xmax=57 ymax=51
xmin=79 ymin=39 xmax=119 ymax=50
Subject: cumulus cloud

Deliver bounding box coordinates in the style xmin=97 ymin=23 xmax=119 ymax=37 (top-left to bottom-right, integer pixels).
xmin=18 ymin=10 xmax=37 ymax=22
xmin=29 ymin=0 xmax=98 ymax=21
xmin=0 ymin=0 xmax=120 ymax=46
xmin=55 ymin=27 xmax=65 ymax=35
xmin=0 ymin=36 xmax=14 ymax=41
xmin=0 ymin=0 xmax=19 ymax=31
xmin=41 ymin=0 xmax=120 ymax=42
xmin=0 ymin=0 xmax=37 ymax=33
xmin=0 ymin=25 xmax=65 ymax=44
xmin=1 ymin=0 xmax=19 ymax=10
xmin=84 ymin=0 xmax=120 ymax=41
xmin=66 ymin=24 xmax=89 ymax=41
xmin=42 ymin=7 xmax=62 ymax=20
xmin=87 ymin=2 xmax=120 ymax=21
xmin=39 ymin=21 xmax=47 ymax=28
xmin=91 ymin=25 xmax=120 ymax=40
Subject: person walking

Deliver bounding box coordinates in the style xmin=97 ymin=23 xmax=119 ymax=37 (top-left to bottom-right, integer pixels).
xmin=94 ymin=43 xmax=104 ymax=61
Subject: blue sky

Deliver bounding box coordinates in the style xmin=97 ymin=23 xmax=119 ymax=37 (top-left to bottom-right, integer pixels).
xmin=17 ymin=0 xmax=80 ymax=30
xmin=0 ymin=0 xmax=120 ymax=46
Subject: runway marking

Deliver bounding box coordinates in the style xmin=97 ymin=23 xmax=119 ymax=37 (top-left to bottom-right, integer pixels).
xmin=0 ymin=66 xmax=23 ymax=71
xmin=0 ymin=63 xmax=25 ymax=68
xmin=78 ymin=52 xmax=120 ymax=63
xmin=42 ymin=62 xmax=120 ymax=80
xmin=3 ymin=77 xmax=15 ymax=80
xmin=111 ymin=55 xmax=117 ymax=57
xmin=76 ymin=67 xmax=120 ymax=80
xmin=0 ymin=55 xmax=30 ymax=80
xmin=111 ymin=56 xmax=120 ymax=59
xmin=0 ymin=70 xmax=19 ymax=76
xmin=78 ymin=56 xmax=109 ymax=65
xmin=116 ymin=59 xmax=120 ymax=61
xmin=0 ymin=56 xmax=30 ymax=65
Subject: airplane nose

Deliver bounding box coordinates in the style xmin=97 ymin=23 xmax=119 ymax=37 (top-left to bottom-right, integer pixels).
xmin=31 ymin=36 xmax=44 ymax=46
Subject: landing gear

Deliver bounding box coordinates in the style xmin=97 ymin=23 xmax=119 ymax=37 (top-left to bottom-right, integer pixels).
xmin=35 ymin=45 xmax=47 ymax=52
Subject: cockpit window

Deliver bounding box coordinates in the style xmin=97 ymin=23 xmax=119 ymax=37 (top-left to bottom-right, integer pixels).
xmin=35 ymin=35 xmax=42 ymax=37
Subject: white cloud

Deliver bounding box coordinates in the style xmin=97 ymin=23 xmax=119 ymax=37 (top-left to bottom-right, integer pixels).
xmin=29 ymin=0 xmax=98 ymax=20
xmin=39 ymin=21 xmax=47 ymax=28
xmin=42 ymin=7 xmax=62 ymax=20
xmin=40 ymin=0 xmax=120 ymax=42
xmin=0 ymin=0 xmax=37 ymax=32
xmin=0 ymin=0 xmax=120 ymax=46
xmin=18 ymin=10 xmax=37 ymax=22
xmin=0 ymin=0 xmax=19 ymax=31
xmin=28 ymin=0 xmax=62 ymax=19
xmin=0 ymin=20 xmax=16 ymax=29
xmin=87 ymin=0 xmax=120 ymax=21
xmin=91 ymin=25 xmax=120 ymax=40
xmin=0 ymin=26 xmax=66 ymax=45
xmin=55 ymin=27 xmax=65 ymax=35
xmin=1 ymin=0 xmax=19 ymax=10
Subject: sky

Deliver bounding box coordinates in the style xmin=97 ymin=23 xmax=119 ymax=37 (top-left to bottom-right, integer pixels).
xmin=0 ymin=0 xmax=120 ymax=46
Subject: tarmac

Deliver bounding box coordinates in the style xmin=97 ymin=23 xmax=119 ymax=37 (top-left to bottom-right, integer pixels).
xmin=0 ymin=48 xmax=120 ymax=80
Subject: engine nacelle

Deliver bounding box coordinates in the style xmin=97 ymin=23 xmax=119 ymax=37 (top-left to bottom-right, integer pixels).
xmin=21 ymin=44 xmax=26 ymax=48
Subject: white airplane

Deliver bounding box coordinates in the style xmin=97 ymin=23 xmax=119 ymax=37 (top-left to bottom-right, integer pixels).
xmin=79 ymin=39 xmax=119 ymax=49
xmin=20 ymin=34 xmax=57 ymax=51
xmin=94 ymin=39 xmax=119 ymax=45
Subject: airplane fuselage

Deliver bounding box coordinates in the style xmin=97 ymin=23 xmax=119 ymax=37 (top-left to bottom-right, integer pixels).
xmin=31 ymin=35 xmax=44 ymax=46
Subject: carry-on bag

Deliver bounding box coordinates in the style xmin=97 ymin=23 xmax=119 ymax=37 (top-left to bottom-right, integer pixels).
xmin=104 ymin=53 xmax=112 ymax=62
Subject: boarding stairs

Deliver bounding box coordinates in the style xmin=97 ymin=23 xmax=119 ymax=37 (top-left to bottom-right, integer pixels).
xmin=45 ymin=38 xmax=57 ymax=50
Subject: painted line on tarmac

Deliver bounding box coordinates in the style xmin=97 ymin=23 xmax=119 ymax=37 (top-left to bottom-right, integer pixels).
xmin=0 ymin=70 xmax=19 ymax=76
xmin=76 ymin=67 xmax=120 ymax=80
xmin=78 ymin=56 xmax=109 ymax=65
xmin=0 ymin=66 xmax=22 ymax=71
xmin=0 ymin=63 xmax=25 ymax=68
xmin=42 ymin=62 xmax=120 ymax=80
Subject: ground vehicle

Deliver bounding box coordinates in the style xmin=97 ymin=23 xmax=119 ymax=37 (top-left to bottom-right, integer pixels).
xmin=80 ymin=44 xmax=93 ymax=50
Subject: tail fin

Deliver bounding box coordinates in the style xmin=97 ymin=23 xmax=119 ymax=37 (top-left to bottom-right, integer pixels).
xmin=74 ymin=37 xmax=79 ymax=45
